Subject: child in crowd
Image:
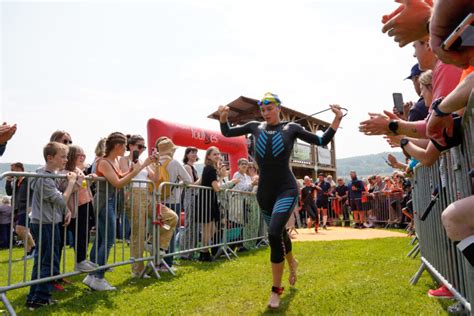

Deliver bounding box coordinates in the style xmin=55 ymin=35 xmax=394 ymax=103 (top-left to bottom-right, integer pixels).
xmin=26 ymin=142 xmax=77 ymax=310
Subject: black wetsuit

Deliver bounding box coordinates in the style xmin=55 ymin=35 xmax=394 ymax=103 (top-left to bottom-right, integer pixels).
xmin=221 ymin=121 xmax=336 ymax=263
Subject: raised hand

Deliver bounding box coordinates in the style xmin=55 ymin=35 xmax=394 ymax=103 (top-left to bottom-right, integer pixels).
xmin=218 ymin=105 xmax=230 ymax=123
xmin=381 ymin=0 xmax=432 ymax=47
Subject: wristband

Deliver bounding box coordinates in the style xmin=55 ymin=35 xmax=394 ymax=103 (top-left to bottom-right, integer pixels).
xmin=388 ymin=120 xmax=399 ymax=135
xmin=431 ymin=98 xmax=449 ymax=117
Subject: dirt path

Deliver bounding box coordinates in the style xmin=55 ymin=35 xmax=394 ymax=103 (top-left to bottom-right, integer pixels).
xmin=289 ymin=226 xmax=407 ymax=242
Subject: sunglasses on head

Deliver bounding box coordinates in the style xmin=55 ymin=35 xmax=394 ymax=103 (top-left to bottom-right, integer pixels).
xmin=137 ymin=144 xmax=147 ymax=150
xmin=63 ymin=140 xmax=72 ymax=145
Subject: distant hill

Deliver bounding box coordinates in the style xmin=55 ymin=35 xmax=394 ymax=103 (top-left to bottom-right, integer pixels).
xmin=336 ymin=151 xmax=405 ymax=179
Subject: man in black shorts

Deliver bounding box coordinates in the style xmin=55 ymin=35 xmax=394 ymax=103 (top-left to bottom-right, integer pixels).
xmin=315 ymin=174 xmax=331 ymax=229
xmin=348 ymin=171 xmax=365 ymax=228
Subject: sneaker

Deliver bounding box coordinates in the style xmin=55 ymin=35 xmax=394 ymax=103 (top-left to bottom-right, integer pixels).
xmin=52 ymin=281 xmax=65 ymax=292
xmin=323 ymin=225 xmax=327 ymax=230
xmin=428 ymin=285 xmax=454 ymax=299
xmin=27 ymin=299 xmax=57 ymax=311
xmin=75 ymin=260 xmax=98 ymax=272
xmin=89 ymin=277 xmax=116 ymax=291
xmin=83 ymin=274 xmax=95 ymax=288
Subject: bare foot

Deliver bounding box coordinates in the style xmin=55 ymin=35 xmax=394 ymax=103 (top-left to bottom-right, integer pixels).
xmin=268 ymin=292 xmax=281 ymax=309
xmin=289 ymin=259 xmax=298 ymax=286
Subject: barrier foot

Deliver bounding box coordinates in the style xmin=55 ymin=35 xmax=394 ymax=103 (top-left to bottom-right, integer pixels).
xmin=412 ymin=248 xmax=420 ymax=258
xmin=226 ymin=246 xmax=238 ymax=258
xmin=257 ymin=238 xmax=269 ymax=248
xmin=407 ymin=244 xmax=420 ymax=258
xmin=410 ymin=262 xmax=426 ymax=285
xmin=409 ymin=236 xmax=418 ymax=246
xmin=1 ymin=292 xmax=16 ymax=316
xmin=144 ymin=261 xmax=160 ymax=279
xmin=213 ymin=245 xmax=237 ymax=261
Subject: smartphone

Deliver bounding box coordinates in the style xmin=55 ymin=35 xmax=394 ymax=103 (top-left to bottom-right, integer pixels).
xmin=132 ymin=150 xmax=139 ymax=163
xmin=392 ymin=93 xmax=404 ymax=114
xmin=442 ymin=13 xmax=474 ymax=51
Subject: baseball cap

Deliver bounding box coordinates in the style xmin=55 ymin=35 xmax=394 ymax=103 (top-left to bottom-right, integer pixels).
xmin=405 ymin=64 xmax=422 ymax=80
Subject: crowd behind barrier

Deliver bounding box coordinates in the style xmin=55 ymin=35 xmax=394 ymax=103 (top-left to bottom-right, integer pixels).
xmin=410 ymin=93 xmax=474 ymax=315
xmin=0 ymin=173 xmax=267 ymax=315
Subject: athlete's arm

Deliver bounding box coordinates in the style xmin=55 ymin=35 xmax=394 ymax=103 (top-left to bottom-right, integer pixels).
xmin=220 ymin=121 xmax=257 ymax=137
xmin=292 ymin=123 xmax=336 ymax=146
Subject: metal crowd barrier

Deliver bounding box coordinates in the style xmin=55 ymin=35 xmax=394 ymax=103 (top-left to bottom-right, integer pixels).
xmin=0 ymin=172 xmax=161 ymax=315
xmin=157 ymin=182 xmax=266 ymax=261
xmin=300 ymin=193 xmax=407 ymax=228
xmin=0 ymin=174 xmax=268 ymax=315
xmin=410 ymin=91 xmax=474 ymax=315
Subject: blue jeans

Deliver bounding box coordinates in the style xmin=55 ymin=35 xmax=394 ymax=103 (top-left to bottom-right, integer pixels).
xmin=90 ymin=195 xmax=116 ymax=279
xmin=116 ymin=213 xmax=131 ymax=240
xmin=164 ymin=203 xmax=180 ymax=267
xmin=27 ymin=223 xmax=61 ymax=302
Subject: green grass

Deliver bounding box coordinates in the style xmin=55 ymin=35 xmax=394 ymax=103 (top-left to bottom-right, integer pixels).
xmin=1 ymin=238 xmax=451 ymax=315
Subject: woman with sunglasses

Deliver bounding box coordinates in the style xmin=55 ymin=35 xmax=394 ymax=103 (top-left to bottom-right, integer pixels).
xmin=50 ymin=130 xmax=73 ymax=145
xmin=218 ymin=92 xmax=344 ymax=309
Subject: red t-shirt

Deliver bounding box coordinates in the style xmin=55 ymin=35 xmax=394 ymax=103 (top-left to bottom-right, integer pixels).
xmin=432 ymin=60 xmax=463 ymax=101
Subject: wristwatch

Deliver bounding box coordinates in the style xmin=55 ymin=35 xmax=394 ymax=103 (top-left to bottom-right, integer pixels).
xmin=388 ymin=120 xmax=399 ymax=135
xmin=431 ymin=97 xmax=449 ymax=117
xmin=400 ymin=138 xmax=409 ymax=148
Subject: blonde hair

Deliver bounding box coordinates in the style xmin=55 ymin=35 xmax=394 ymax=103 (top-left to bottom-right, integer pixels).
xmin=419 ymin=70 xmax=432 ymax=88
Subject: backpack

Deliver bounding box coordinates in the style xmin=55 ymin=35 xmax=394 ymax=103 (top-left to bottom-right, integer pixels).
xmin=150 ymin=159 xmax=173 ymax=201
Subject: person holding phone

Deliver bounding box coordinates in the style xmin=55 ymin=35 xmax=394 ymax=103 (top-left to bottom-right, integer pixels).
xmin=218 ymin=92 xmax=344 ymax=309
xmin=119 ymin=134 xmax=160 ymax=277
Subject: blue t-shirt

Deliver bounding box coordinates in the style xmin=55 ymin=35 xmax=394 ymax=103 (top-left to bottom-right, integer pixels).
xmin=335 ymin=185 xmax=348 ymax=199
xmin=408 ymin=97 xmax=428 ymax=122
xmin=316 ymin=180 xmax=331 ymax=200
xmin=348 ymin=179 xmax=364 ymax=200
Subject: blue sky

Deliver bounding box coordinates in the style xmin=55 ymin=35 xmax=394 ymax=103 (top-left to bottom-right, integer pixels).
xmin=1 ymin=0 xmax=418 ymax=165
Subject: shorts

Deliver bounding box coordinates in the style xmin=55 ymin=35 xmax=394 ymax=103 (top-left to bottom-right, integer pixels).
xmin=350 ymin=199 xmax=362 ymax=211
xmin=14 ymin=213 xmax=27 ymax=227
xmin=316 ymin=199 xmax=328 ymax=209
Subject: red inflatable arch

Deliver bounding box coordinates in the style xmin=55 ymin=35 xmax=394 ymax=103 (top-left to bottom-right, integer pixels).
xmin=147 ymin=119 xmax=248 ymax=176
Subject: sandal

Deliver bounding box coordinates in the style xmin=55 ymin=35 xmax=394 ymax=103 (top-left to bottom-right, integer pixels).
xmin=289 ymin=259 xmax=298 ymax=286
xmin=268 ymin=286 xmax=284 ymax=309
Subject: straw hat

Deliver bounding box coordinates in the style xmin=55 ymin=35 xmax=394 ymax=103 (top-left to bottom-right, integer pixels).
xmin=158 ymin=138 xmax=177 ymax=155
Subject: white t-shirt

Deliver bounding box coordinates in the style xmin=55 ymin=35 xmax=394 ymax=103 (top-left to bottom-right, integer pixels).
xmin=232 ymin=171 xmax=253 ymax=192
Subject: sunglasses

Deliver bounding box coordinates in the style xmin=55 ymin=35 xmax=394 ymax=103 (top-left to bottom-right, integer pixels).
xmin=76 ymin=153 xmax=86 ymax=158
xmin=137 ymin=144 xmax=147 ymax=150
xmin=63 ymin=140 xmax=73 ymax=145
xmin=257 ymin=98 xmax=281 ymax=106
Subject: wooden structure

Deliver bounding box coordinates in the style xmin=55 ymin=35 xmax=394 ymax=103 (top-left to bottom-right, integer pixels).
xmin=208 ymin=96 xmax=337 ymax=179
